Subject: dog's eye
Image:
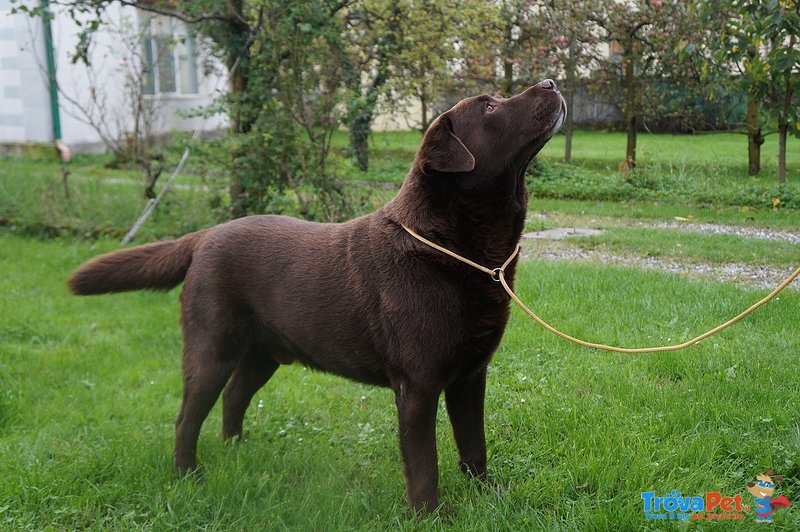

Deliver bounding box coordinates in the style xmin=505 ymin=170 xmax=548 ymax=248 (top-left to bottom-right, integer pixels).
xmin=485 ymin=103 xmax=496 ymax=113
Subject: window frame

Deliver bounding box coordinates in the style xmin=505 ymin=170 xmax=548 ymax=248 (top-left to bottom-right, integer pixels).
xmin=139 ymin=13 xmax=199 ymax=96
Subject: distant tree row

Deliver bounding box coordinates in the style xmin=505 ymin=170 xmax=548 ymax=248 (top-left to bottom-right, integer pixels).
xmin=15 ymin=0 xmax=799 ymax=219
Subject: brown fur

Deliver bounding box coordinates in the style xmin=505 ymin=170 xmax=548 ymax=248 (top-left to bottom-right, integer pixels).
xmin=68 ymin=80 xmax=566 ymax=513
xmin=69 ymin=232 xmax=205 ymax=294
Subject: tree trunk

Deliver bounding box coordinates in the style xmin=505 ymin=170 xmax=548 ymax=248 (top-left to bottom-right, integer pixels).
xmin=228 ymin=52 xmax=249 ymax=219
xmin=503 ymin=59 xmax=514 ymax=95
xmin=420 ymin=95 xmax=428 ymax=133
xmin=347 ymin=0 xmax=400 ymax=173
xmin=564 ymin=90 xmax=574 ymax=163
xmin=144 ymin=166 xmax=157 ymax=200
xmin=348 ymin=66 xmax=389 ymax=172
xmin=349 ymin=109 xmax=373 ymax=172
xmin=564 ymin=40 xmax=576 ymax=163
xmin=227 ymin=0 xmax=252 ymax=219
xmin=624 ymin=40 xmax=637 ymax=169
xmin=61 ymin=163 xmax=70 ymax=200
xmin=777 ymin=121 xmax=788 ymax=184
xmin=746 ymin=90 xmax=763 ymax=176
xmin=140 ymin=154 xmax=163 ymax=200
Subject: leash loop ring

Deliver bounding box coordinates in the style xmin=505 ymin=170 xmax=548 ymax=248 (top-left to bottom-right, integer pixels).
xmin=491 ymin=268 xmax=504 ymax=282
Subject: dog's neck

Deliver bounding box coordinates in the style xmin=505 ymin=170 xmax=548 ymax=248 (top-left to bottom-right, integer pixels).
xmin=385 ymin=167 xmax=528 ymax=265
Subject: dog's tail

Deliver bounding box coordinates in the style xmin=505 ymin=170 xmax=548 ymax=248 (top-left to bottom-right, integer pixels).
xmin=68 ymin=231 xmax=206 ymax=295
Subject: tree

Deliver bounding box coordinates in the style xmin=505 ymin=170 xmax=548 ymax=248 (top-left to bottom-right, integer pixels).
xmin=390 ymin=1 xmax=450 ymax=131
xmin=215 ymin=0 xmax=356 ymax=220
xmin=485 ymin=1 xmax=557 ymax=96
xmin=341 ymin=0 xmax=493 ymax=166
xmin=18 ymin=0 xmax=356 ymax=219
xmin=734 ymin=0 xmax=799 ymax=183
xmin=705 ymin=0 xmax=799 ymax=182
xmin=388 ymin=0 xmax=484 ymax=131
xmin=340 ymin=0 xmax=404 ymax=172
xmin=589 ymin=0 xmax=701 ymax=168
xmin=541 ymin=1 xmax=603 ymax=162
xmin=703 ymin=0 xmax=771 ymax=175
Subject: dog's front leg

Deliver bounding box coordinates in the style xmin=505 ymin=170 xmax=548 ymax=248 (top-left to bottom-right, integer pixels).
xmin=444 ymin=368 xmax=487 ymax=479
xmin=394 ymin=381 xmax=440 ymax=513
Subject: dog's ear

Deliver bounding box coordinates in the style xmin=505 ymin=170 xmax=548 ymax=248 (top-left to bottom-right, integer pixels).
xmin=747 ymin=482 xmax=756 ymax=487
xmin=417 ymin=115 xmax=475 ymax=175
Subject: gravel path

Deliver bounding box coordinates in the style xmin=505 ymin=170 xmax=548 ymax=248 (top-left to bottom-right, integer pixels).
xmin=520 ymin=238 xmax=799 ymax=291
xmin=635 ymin=221 xmax=800 ymax=245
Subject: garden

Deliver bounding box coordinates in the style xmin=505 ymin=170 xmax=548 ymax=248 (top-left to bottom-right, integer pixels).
xmin=1 ymin=0 xmax=799 ymax=529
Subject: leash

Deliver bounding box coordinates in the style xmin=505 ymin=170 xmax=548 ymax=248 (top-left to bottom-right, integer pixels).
xmin=401 ymin=224 xmax=800 ymax=354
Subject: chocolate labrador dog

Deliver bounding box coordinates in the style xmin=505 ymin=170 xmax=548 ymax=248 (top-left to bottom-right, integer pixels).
xmin=69 ymin=79 xmax=566 ymax=513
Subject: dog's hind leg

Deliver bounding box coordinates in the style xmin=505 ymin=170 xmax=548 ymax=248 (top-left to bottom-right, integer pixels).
xmin=174 ymin=332 xmax=237 ymax=474
xmin=444 ymin=368 xmax=488 ymax=480
xmin=222 ymin=349 xmax=279 ymax=440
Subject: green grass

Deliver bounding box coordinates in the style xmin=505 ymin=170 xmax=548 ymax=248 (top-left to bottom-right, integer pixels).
xmin=2 ymin=130 xmax=799 ymax=242
xmin=2 ymin=129 xmax=800 ymax=528
xmin=2 ymin=233 xmax=799 ymax=529
xmin=529 ymin=198 xmax=800 ymax=231
xmin=533 ymin=131 xmax=800 ymax=210
xmin=529 ymin=158 xmax=800 ymax=210
xmin=0 ymin=154 xmax=217 ymax=241
xmin=538 ymin=130 xmax=800 ymax=173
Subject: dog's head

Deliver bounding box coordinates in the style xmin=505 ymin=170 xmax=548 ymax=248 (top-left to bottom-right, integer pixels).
xmin=415 ymin=79 xmax=566 ymax=187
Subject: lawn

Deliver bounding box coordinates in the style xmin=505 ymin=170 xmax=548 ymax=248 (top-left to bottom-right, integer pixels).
xmin=2 ymin=129 xmax=800 ymax=528
xmin=2 ymin=130 xmax=798 ymax=244
xmin=1 ymin=233 xmax=799 ymax=529
xmin=538 ymin=130 xmax=800 ymax=173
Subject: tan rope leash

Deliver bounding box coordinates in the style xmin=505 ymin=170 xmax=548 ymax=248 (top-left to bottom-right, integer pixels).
xmin=401 ymin=224 xmax=800 ymax=354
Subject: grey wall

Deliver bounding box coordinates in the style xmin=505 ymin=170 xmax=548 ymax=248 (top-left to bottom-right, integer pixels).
xmin=569 ymin=84 xmax=624 ymax=127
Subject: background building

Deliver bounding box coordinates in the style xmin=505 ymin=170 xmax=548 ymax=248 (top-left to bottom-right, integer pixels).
xmin=0 ymin=0 xmax=226 ymax=154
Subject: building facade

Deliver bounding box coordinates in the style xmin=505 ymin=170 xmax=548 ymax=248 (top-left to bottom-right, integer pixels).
xmin=0 ymin=0 xmax=226 ymax=154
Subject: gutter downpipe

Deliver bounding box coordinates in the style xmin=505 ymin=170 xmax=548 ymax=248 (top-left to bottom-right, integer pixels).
xmin=40 ymin=0 xmax=70 ymax=162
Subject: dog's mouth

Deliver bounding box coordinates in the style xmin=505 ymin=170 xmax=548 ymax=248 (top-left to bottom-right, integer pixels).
xmin=547 ymin=96 xmax=567 ymax=137
xmin=530 ymin=94 xmax=567 ymax=151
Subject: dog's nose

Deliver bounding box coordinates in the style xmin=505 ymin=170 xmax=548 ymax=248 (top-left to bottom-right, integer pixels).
xmin=534 ymin=79 xmax=557 ymax=91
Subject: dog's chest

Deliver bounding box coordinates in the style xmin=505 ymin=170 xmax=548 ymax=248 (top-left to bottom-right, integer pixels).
xmin=450 ymin=298 xmax=509 ymax=379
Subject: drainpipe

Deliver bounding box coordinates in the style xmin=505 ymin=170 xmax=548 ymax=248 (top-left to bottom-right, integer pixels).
xmin=40 ymin=0 xmax=70 ymax=162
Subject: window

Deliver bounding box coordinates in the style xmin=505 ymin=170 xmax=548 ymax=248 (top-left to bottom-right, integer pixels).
xmin=140 ymin=14 xmax=198 ymax=95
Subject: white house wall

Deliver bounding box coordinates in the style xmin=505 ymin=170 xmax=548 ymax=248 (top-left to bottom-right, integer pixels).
xmin=55 ymin=3 xmax=132 ymax=151
xmin=0 ymin=0 xmax=52 ymax=144
xmin=0 ymin=0 xmax=227 ymax=152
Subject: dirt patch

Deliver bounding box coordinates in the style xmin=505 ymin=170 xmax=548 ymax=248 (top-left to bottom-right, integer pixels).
xmin=523 ymin=228 xmax=604 ymax=240
xmin=637 ymin=221 xmax=800 ymax=245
